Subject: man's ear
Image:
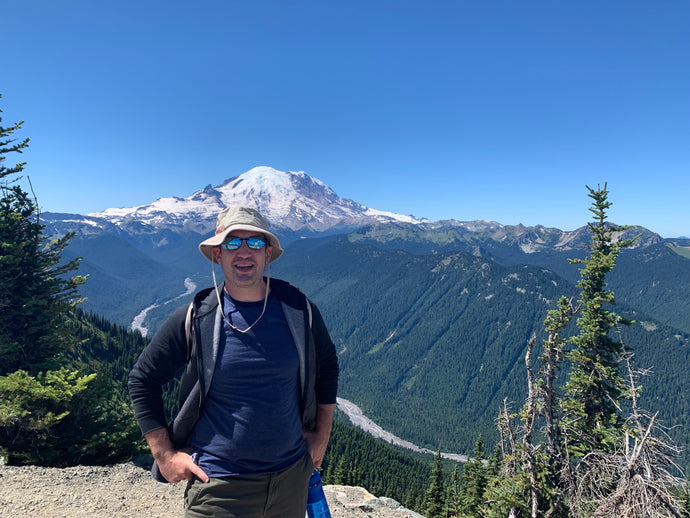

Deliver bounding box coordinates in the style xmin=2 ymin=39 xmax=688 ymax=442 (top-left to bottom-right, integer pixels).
xmin=212 ymin=246 xmax=221 ymax=263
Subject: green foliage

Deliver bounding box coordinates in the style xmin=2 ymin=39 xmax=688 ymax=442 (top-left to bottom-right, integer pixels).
xmin=444 ymin=465 xmax=462 ymax=518
xmin=482 ymin=470 xmax=531 ymax=518
xmin=677 ymin=478 xmax=690 ymax=518
xmin=0 ymin=367 xmax=140 ymax=466
xmin=1 ymin=100 xmax=87 ymax=375
xmin=0 ymin=368 xmax=95 ymax=434
xmin=66 ymin=309 xmax=150 ymax=394
xmin=479 ymin=185 xmax=688 ymax=517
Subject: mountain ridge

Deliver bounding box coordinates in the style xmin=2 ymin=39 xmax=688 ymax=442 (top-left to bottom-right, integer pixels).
xmin=41 ymin=165 xmax=686 ymax=335
xmin=42 ymin=165 xmax=666 ymax=253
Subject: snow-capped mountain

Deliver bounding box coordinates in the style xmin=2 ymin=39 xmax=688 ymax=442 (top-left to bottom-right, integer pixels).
xmin=41 ymin=165 xmax=660 ymax=253
xmin=77 ymin=166 xmax=424 ymax=235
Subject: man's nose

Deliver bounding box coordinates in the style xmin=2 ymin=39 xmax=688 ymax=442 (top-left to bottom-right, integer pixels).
xmin=236 ymin=240 xmax=253 ymax=253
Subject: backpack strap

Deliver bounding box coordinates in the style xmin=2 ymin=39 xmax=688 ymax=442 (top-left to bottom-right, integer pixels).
xmin=306 ymin=296 xmax=313 ymax=329
xmin=184 ymin=301 xmax=194 ymax=361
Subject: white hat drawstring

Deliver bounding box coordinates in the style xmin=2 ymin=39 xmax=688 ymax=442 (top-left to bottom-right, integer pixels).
xmin=210 ymin=253 xmax=271 ymax=334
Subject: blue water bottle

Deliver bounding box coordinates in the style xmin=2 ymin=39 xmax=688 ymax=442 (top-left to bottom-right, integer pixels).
xmin=306 ymin=469 xmax=332 ymax=518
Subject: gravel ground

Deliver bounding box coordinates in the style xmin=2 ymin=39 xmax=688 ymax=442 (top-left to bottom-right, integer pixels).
xmin=0 ymin=463 xmax=425 ymax=518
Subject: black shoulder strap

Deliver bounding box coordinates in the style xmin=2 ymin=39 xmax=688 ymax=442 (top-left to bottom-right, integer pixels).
xmin=184 ymin=301 xmax=194 ymax=361
xmin=307 ymin=298 xmax=312 ymax=328
xmin=184 ymin=286 xmax=216 ymax=362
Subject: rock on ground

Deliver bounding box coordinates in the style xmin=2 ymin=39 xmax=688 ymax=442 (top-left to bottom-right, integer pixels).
xmin=0 ymin=464 xmax=425 ymax=518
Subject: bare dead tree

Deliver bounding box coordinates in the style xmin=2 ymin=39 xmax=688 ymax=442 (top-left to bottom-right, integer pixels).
xmin=521 ymin=334 xmax=541 ymax=518
xmin=493 ymin=397 xmax=525 ymax=518
xmin=497 ymin=397 xmax=518 ymax=474
xmin=570 ymin=327 xmax=686 ymax=518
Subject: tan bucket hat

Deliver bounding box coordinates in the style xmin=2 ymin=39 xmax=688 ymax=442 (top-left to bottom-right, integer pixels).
xmin=199 ymin=206 xmax=283 ymax=264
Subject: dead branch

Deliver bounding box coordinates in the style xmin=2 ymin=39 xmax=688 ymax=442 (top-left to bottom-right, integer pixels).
xmin=570 ymin=331 xmax=686 ymax=518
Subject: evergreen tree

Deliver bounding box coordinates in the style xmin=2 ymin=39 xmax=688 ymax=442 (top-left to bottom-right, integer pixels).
xmin=681 ymin=478 xmax=690 ymax=518
xmin=444 ymin=464 xmax=461 ymax=518
xmin=562 ymin=184 xmax=636 ymax=456
xmin=330 ymin=457 xmax=347 ymax=485
xmin=486 ymin=444 xmax=503 ymax=482
xmin=347 ymin=458 xmax=363 ymax=487
xmin=0 ymin=95 xmax=139 ymax=466
xmin=459 ymin=435 xmax=487 ymax=516
xmin=0 ymin=100 xmax=86 ymax=374
xmin=425 ymin=449 xmax=446 ymax=518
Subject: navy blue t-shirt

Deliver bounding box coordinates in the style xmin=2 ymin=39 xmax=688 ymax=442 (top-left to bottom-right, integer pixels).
xmin=190 ymin=291 xmax=306 ymax=476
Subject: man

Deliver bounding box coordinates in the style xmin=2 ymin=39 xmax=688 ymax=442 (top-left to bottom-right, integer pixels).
xmin=128 ymin=206 xmax=339 ymax=517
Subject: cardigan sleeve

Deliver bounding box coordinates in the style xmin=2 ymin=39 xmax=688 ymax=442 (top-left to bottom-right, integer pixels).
xmin=310 ymin=301 xmax=339 ymax=405
xmin=128 ymin=304 xmax=189 ymax=436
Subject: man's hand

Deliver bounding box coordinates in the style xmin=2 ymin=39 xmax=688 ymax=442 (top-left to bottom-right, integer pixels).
xmin=145 ymin=428 xmax=209 ymax=484
xmin=303 ymin=403 xmax=335 ymax=469
xmin=156 ymin=449 xmax=209 ymax=484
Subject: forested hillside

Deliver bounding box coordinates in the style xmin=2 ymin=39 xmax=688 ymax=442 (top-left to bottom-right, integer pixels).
xmin=272 ymin=234 xmax=690 ymax=464
xmin=343 ymin=222 xmax=690 ymax=335
xmin=62 ymin=224 xmax=690 ymax=468
xmin=61 ymin=231 xmax=207 ymax=327
xmin=67 ymin=310 xmax=151 ymax=399
xmin=272 ymin=236 xmax=565 ymax=453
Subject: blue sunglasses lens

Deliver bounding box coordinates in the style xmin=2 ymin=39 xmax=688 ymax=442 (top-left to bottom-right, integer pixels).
xmin=222 ymin=237 xmax=267 ymax=250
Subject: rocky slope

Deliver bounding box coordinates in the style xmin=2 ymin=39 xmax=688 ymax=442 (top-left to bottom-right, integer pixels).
xmin=0 ymin=464 xmax=425 ymax=518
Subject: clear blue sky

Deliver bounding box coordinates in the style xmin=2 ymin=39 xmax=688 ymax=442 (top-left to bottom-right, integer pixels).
xmin=3 ymin=1 xmax=689 ymax=237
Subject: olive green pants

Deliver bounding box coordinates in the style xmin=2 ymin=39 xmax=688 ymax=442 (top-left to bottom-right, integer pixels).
xmin=184 ymin=452 xmax=313 ymax=518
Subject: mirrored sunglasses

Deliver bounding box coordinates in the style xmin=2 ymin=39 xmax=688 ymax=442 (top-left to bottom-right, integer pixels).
xmin=221 ymin=237 xmax=267 ymax=250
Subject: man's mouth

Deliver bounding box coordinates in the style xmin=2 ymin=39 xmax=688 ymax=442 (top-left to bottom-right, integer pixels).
xmin=234 ymin=263 xmax=255 ymax=273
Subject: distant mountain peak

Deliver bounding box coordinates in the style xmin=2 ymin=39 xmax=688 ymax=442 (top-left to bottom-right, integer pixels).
xmin=81 ymin=167 xmax=424 ymax=234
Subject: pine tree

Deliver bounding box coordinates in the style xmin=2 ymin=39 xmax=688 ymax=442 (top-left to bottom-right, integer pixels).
xmin=0 ymin=95 xmax=139 ymax=466
xmin=486 ymin=445 xmax=502 ymax=479
xmin=562 ymin=183 xmax=635 ymax=456
xmin=444 ymin=464 xmax=461 ymax=518
xmin=425 ymin=449 xmax=446 ymax=518
xmin=459 ymin=435 xmax=488 ymax=516
xmin=0 ymin=97 xmax=86 ymax=374
xmin=347 ymin=458 xmax=363 ymax=487
xmin=330 ymin=456 xmax=347 ymax=484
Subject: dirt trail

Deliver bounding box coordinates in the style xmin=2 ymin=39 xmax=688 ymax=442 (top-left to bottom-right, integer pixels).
xmin=0 ymin=463 xmax=425 ymax=518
